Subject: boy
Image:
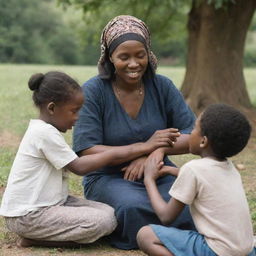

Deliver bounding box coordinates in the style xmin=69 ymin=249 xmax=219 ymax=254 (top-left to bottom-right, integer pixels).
xmin=137 ymin=104 xmax=255 ymax=256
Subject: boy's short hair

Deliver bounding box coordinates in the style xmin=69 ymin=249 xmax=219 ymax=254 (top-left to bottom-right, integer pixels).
xmin=200 ymin=103 xmax=251 ymax=159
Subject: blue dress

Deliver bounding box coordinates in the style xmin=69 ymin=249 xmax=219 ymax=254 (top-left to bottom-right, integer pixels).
xmin=73 ymin=74 xmax=196 ymax=249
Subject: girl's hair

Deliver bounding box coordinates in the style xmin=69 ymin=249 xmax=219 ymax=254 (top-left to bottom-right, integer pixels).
xmin=28 ymin=71 xmax=81 ymax=107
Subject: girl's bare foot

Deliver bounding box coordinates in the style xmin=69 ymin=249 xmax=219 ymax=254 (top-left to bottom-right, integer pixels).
xmin=16 ymin=236 xmax=82 ymax=248
xmin=16 ymin=237 xmax=34 ymax=248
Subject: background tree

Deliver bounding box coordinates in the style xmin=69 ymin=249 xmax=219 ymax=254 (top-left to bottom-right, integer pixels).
xmin=182 ymin=0 xmax=256 ymax=116
xmin=59 ymin=0 xmax=256 ymax=122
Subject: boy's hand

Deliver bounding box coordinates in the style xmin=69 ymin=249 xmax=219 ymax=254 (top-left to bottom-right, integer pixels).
xmin=144 ymin=154 xmax=164 ymax=182
xmin=159 ymin=166 xmax=179 ymax=177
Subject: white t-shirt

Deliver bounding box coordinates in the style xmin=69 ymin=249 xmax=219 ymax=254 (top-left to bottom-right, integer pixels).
xmin=0 ymin=119 xmax=77 ymax=217
xmin=170 ymin=157 xmax=254 ymax=256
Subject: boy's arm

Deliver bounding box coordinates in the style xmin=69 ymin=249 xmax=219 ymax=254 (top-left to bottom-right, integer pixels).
xmin=159 ymin=166 xmax=179 ymax=177
xmin=144 ymin=154 xmax=185 ymax=225
xmin=144 ymin=178 xmax=185 ymax=225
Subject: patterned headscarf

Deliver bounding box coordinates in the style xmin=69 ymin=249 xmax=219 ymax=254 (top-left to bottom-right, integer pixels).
xmin=98 ymin=15 xmax=158 ymax=79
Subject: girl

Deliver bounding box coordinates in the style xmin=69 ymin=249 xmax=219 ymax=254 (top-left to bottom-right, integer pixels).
xmin=0 ymin=71 xmax=166 ymax=248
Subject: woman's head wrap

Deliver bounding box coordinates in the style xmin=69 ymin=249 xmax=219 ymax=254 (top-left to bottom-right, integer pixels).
xmin=98 ymin=15 xmax=157 ymax=79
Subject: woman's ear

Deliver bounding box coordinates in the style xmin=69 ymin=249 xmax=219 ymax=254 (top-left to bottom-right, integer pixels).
xmin=200 ymin=136 xmax=208 ymax=148
xmin=46 ymin=102 xmax=55 ymax=115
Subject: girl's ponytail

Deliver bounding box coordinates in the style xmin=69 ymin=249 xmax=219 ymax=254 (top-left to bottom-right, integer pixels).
xmin=28 ymin=73 xmax=44 ymax=91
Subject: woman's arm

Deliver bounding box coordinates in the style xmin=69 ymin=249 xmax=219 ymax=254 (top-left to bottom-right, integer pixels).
xmin=160 ymin=133 xmax=190 ymax=156
xmin=120 ymin=133 xmax=188 ymax=181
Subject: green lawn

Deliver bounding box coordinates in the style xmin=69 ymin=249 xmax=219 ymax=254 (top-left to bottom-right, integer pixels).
xmin=0 ymin=64 xmax=255 ymax=255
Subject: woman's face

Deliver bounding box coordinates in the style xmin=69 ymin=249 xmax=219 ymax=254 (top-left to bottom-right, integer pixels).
xmin=110 ymin=40 xmax=148 ymax=85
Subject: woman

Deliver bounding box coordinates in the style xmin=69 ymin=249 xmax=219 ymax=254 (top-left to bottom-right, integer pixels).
xmin=73 ymin=15 xmax=196 ymax=250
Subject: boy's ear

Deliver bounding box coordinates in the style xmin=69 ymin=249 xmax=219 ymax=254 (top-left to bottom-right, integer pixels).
xmin=200 ymin=136 xmax=208 ymax=148
xmin=46 ymin=102 xmax=55 ymax=115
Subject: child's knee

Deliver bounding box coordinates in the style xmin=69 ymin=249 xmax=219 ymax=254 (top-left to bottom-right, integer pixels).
xmin=137 ymin=225 xmax=152 ymax=247
xmin=98 ymin=208 xmax=117 ymax=234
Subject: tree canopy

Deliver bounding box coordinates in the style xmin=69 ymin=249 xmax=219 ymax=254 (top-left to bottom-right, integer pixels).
xmin=58 ymin=0 xmax=256 ymax=123
xmin=1 ymin=0 xmax=255 ymax=66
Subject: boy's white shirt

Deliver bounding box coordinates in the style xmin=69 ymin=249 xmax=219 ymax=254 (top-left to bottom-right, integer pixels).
xmin=0 ymin=119 xmax=77 ymax=217
xmin=170 ymin=157 xmax=254 ymax=256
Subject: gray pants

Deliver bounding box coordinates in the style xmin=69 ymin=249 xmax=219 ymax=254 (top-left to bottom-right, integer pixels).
xmin=5 ymin=196 xmax=117 ymax=243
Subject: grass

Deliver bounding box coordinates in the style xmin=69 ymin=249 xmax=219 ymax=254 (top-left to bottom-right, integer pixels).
xmin=0 ymin=64 xmax=256 ymax=255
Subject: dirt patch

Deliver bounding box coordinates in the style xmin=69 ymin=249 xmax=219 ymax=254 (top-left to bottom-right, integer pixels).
xmin=0 ymin=131 xmax=21 ymax=148
xmin=0 ymin=239 xmax=146 ymax=256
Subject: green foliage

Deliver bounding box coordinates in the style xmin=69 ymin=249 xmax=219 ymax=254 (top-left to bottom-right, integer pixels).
xmin=57 ymin=0 xmax=256 ymax=66
xmin=0 ymin=149 xmax=15 ymax=187
xmin=0 ymin=0 xmax=81 ymax=64
xmin=250 ymin=12 xmax=256 ymax=31
xmin=244 ymin=46 xmax=256 ymax=67
xmin=58 ymin=0 xmax=190 ymax=64
xmin=244 ymin=13 xmax=256 ymax=67
xmin=206 ymin=0 xmax=235 ymax=9
xmin=1 ymin=0 xmax=255 ymax=65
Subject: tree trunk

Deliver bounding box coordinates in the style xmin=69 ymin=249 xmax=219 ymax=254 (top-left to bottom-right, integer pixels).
xmin=181 ymin=0 xmax=256 ymax=119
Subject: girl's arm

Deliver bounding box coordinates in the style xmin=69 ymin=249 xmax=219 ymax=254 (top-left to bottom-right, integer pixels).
xmin=67 ymin=142 xmax=150 ymax=176
xmin=78 ymin=128 xmax=180 ymax=166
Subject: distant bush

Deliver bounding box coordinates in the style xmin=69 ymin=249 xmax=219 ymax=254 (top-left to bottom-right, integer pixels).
xmin=0 ymin=0 xmax=81 ymax=65
xmin=244 ymin=44 xmax=256 ymax=67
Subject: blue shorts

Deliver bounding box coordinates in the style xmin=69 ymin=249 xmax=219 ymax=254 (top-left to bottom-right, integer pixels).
xmin=150 ymin=224 xmax=256 ymax=256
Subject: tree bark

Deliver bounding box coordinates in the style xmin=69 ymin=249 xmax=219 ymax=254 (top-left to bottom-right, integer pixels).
xmin=181 ymin=0 xmax=256 ymax=119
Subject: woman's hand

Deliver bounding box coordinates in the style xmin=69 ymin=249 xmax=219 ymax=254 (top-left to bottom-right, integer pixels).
xmin=122 ymin=156 xmax=148 ymax=181
xmin=145 ymin=128 xmax=180 ymax=152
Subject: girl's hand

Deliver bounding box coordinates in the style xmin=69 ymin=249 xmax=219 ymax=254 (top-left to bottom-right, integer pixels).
xmin=122 ymin=156 xmax=147 ymax=181
xmin=145 ymin=128 xmax=180 ymax=151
